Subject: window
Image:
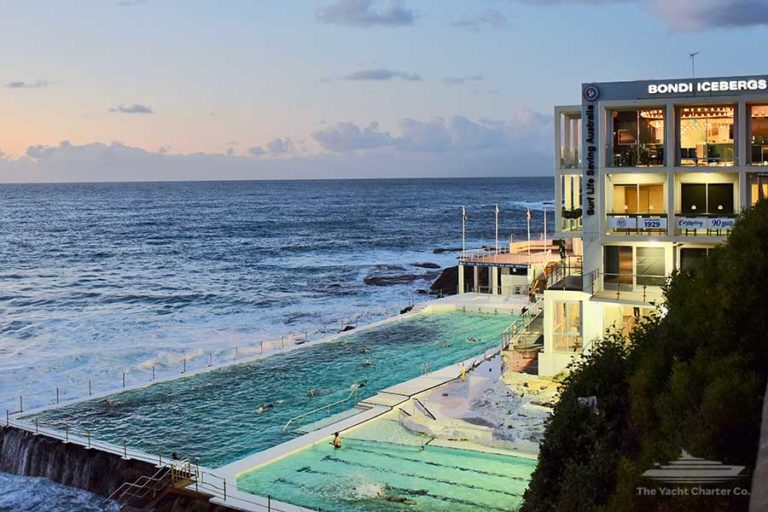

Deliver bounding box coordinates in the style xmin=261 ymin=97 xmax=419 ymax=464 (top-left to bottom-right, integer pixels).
xmin=610 ymin=109 xmax=665 ymax=167
xmin=553 ymin=302 xmax=582 ymax=352
xmin=636 ymin=247 xmax=665 ymax=286
xmin=750 ymin=105 xmax=768 ymax=165
xmin=560 ymin=174 xmax=582 ymax=232
xmin=749 ymin=174 xmax=768 ymax=206
xmin=611 ymin=184 xmax=664 ymax=214
xmin=679 ymin=106 xmax=735 ymax=166
xmin=604 ymin=246 xmax=633 ymax=289
xmin=680 ymin=247 xmax=709 ymax=271
xmin=680 ymin=183 xmax=734 ymax=214
xmin=604 ymin=306 xmax=653 ymax=338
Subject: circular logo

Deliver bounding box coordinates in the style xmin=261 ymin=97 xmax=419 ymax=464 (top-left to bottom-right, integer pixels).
xmin=583 ymin=85 xmax=600 ymax=102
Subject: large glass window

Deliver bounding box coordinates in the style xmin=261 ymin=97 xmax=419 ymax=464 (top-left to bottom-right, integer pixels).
xmin=610 ymin=109 xmax=664 ymax=167
xmin=604 ymin=246 xmax=633 ymax=289
xmin=611 ymin=184 xmax=664 ymax=214
xmin=553 ymin=301 xmax=582 ymax=352
xmin=604 ymin=305 xmax=653 ymax=339
xmin=680 ymin=183 xmax=734 ymax=214
xmin=750 ymin=174 xmax=768 ymax=206
xmin=636 ymin=247 xmax=665 ymax=286
xmin=680 ymin=247 xmax=709 ymax=272
xmin=751 ymin=105 xmax=768 ymax=165
xmin=560 ymin=173 xmax=582 ymax=232
xmin=679 ymin=106 xmax=735 ymax=166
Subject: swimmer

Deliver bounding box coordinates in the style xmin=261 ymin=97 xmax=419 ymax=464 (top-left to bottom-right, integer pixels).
xmin=256 ymin=403 xmax=274 ymax=414
xmin=102 ymin=399 xmax=119 ymax=409
xmin=362 ymin=359 xmax=374 ymax=367
xmin=360 ymin=346 xmax=371 ymax=354
xmin=332 ymin=432 xmax=342 ymax=449
xmin=350 ymin=380 xmax=368 ymax=390
xmin=307 ymin=389 xmax=319 ymax=398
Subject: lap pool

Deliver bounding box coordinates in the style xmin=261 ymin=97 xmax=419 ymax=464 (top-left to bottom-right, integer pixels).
xmin=237 ymin=416 xmax=536 ymax=512
xmin=28 ymin=309 xmax=517 ymax=468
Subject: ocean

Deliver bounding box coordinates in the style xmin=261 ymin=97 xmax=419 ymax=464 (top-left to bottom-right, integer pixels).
xmin=0 ymin=177 xmax=552 ymax=510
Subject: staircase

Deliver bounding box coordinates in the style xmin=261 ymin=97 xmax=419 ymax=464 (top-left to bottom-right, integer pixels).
xmin=104 ymin=459 xmax=198 ymax=511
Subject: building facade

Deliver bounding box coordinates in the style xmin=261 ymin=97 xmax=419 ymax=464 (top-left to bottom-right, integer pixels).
xmin=539 ymin=74 xmax=768 ymax=376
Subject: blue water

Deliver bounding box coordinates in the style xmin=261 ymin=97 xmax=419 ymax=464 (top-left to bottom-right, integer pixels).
xmin=0 ymin=178 xmax=551 ymax=507
xmin=0 ymin=178 xmax=552 ymax=412
xmin=30 ymin=309 xmax=517 ymax=468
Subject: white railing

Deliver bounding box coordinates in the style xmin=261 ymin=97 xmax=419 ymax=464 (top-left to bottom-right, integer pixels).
xmin=281 ymin=388 xmax=362 ymax=433
xmin=501 ymin=296 xmax=543 ymax=349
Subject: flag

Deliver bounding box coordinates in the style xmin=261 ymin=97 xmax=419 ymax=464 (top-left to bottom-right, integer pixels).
xmin=526 ymin=209 xmax=531 ymax=222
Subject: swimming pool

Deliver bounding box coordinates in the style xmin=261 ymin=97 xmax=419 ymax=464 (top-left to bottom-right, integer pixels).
xmin=29 ymin=309 xmax=517 ymax=467
xmin=237 ymin=416 xmax=536 ymax=512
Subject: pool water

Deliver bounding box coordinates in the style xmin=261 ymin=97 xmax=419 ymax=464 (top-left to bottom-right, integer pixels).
xmin=30 ymin=310 xmax=516 ymax=467
xmin=237 ymin=417 xmax=536 ymax=512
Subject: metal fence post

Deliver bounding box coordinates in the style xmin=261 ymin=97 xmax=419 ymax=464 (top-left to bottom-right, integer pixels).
xmin=223 ymin=479 xmax=227 ymax=500
xmin=88 ymin=380 xmax=92 ymax=396
xmin=268 ymin=495 xmax=272 ymax=511
xmin=5 ymin=409 xmax=8 ymax=427
xmin=87 ymin=431 xmax=92 ymax=448
xmin=35 ymin=418 xmax=39 ymax=435
xmin=123 ymin=439 xmax=128 ymax=459
xmin=64 ymin=425 xmax=69 ymax=444
xmin=122 ymin=372 xmax=126 ymax=388
xmin=182 ymin=358 xmax=187 ymax=374
xmin=208 ymin=353 xmax=213 ymax=367
xmin=18 ymin=396 xmax=22 ymax=413
xmin=152 ymin=365 xmax=156 ymax=381
xmin=56 ymin=387 xmax=59 ymax=404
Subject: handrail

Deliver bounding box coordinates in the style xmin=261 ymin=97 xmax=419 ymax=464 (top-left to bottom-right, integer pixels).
xmin=590 ymin=271 xmax=666 ymax=302
xmin=413 ymin=398 xmax=437 ymax=421
xmin=281 ymin=388 xmax=360 ymax=433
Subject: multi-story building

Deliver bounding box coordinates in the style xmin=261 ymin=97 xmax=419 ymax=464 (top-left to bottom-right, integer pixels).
xmin=539 ymin=74 xmax=768 ymax=376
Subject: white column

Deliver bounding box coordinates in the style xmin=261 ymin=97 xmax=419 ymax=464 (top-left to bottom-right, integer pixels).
xmin=473 ymin=266 xmax=480 ymax=293
xmin=491 ymin=267 xmax=499 ymax=295
xmin=458 ymin=265 xmax=465 ymax=294
xmin=738 ymin=100 xmax=748 ymax=167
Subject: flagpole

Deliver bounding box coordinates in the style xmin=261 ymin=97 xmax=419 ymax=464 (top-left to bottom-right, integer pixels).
xmin=462 ymin=206 xmax=466 ymax=255
xmin=527 ymin=209 xmax=531 ymax=266
xmin=544 ymin=208 xmax=547 ymax=256
xmin=495 ymin=204 xmax=499 ymax=255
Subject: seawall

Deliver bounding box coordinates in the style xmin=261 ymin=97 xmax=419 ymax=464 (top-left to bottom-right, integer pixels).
xmin=0 ymin=425 xmax=236 ymax=512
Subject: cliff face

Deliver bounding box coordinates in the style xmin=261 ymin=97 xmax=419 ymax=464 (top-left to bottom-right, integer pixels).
xmin=430 ymin=265 xmax=487 ymax=295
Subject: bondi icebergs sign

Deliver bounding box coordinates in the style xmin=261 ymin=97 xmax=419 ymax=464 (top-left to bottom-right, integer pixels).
xmin=677 ymin=217 xmax=735 ymax=231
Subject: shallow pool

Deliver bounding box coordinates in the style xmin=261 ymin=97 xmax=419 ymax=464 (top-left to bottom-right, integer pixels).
xmin=30 ymin=310 xmax=516 ymax=467
xmin=238 ymin=417 xmax=535 ymax=512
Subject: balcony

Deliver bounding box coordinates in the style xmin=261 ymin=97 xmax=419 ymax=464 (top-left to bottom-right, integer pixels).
xmin=675 ymin=214 xmax=736 ymax=236
xmin=606 ymin=213 xmax=668 ymax=235
xmin=609 ymin=143 xmax=664 ymax=168
xmin=590 ymin=271 xmax=665 ymax=304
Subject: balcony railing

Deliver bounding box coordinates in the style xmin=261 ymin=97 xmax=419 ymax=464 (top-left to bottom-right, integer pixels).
xmin=606 ymin=213 xmax=668 ymax=235
xmin=591 ymin=271 xmax=665 ymax=303
xmin=675 ymin=213 xmax=736 ymax=236
xmin=679 ymin=144 xmax=735 ymax=167
xmin=609 ymin=143 xmax=664 ymax=167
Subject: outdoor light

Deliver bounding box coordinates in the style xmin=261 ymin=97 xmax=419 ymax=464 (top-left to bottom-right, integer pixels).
xmin=691 ymin=204 xmax=698 ymax=211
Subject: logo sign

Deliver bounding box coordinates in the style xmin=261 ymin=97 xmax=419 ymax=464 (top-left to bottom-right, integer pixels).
xmin=638 ymin=217 xmax=667 ymax=230
xmin=583 ymin=85 xmax=600 ymax=101
xmin=677 ymin=217 xmax=706 ymax=229
xmin=642 ymin=451 xmax=746 ymax=485
xmin=608 ymin=217 xmax=637 ymax=229
xmin=648 ymin=78 xmax=768 ymax=95
xmin=708 ymin=217 xmax=735 ymax=230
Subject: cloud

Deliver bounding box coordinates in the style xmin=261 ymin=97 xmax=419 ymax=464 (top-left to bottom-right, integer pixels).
xmin=248 ymin=138 xmax=297 ymax=157
xmin=6 ymin=80 xmax=51 ymax=89
xmin=442 ymin=75 xmax=483 ymax=86
xmin=451 ymin=9 xmax=507 ymax=31
xmin=109 ymin=103 xmax=154 ymax=114
xmin=0 ymin=120 xmax=551 ymax=183
xmin=316 ymin=0 xmax=415 ymax=27
xmin=312 ymin=112 xmax=552 ymax=155
xmin=312 ymin=122 xmax=393 ymax=152
xmin=341 ymin=69 xmax=422 ymax=81
xmin=514 ymin=0 xmax=768 ymax=31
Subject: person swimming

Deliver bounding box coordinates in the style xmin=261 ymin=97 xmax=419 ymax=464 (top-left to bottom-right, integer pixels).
xmin=307 ymin=389 xmax=319 ymax=398
xmin=360 ymin=346 xmax=371 ymax=354
xmin=102 ymin=399 xmax=119 ymax=409
xmin=256 ymin=403 xmax=274 ymax=414
xmin=351 ymin=380 xmax=368 ymax=390
xmin=332 ymin=432 xmax=342 ymax=449
xmin=362 ymin=359 xmax=374 ymax=367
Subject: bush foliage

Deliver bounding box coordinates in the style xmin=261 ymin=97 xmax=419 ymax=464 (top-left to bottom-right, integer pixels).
xmin=522 ymin=200 xmax=768 ymax=512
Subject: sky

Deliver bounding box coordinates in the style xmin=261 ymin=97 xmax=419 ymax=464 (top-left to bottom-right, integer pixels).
xmin=2 ymin=0 xmax=768 ymax=182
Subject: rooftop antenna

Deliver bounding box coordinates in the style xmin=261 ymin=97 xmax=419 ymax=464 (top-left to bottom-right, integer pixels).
xmin=689 ymin=51 xmax=700 ymax=79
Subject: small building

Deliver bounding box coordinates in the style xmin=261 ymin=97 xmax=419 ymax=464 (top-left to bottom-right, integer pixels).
xmin=539 ymin=74 xmax=768 ymax=376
